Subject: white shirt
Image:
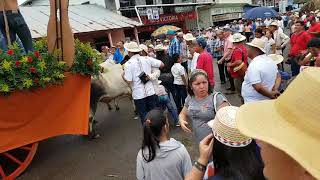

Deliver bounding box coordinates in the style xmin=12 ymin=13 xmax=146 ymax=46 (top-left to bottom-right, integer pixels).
xmin=190 ymin=52 xmax=200 ymax=72
xmin=265 ymin=38 xmax=275 ymax=55
xmin=242 ymin=54 xmax=278 ymax=103
xmin=238 ymin=24 xmax=244 ymax=32
xmin=264 ymin=19 xmax=272 ymax=26
xmin=171 ymin=63 xmax=186 ymax=85
xmin=278 ymin=20 xmax=284 ymax=29
xmin=273 ymin=29 xmax=289 ymax=55
xmin=123 ymin=54 xmax=162 ymax=100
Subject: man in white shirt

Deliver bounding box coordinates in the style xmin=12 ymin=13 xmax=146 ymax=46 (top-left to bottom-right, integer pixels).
xmin=269 ymin=21 xmax=289 ymax=55
xmin=123 ymin=42 xmax=164 ymax=123
xmin=264 ymin=17 xmax=272 ymax=27
xmin=242 ymin=38 xmax=280 ymax=103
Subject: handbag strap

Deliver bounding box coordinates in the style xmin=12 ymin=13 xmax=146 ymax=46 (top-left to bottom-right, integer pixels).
xmin=212 ymin=92 xmax=231 ymax=114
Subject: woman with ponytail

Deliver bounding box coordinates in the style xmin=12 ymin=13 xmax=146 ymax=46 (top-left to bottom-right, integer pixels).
xmin=136 ymin=108 xmax=192 ymax=180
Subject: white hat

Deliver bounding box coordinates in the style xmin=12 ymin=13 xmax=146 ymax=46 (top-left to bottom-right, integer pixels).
xmin=208 ymin=106 xmax=252 ymax=147
xmin=268 ymin=54 xmax=284 ymax=64
xmin=148 ymin=44 xmax=154 ymax=49
xmin=177 ymin=32 xmax=184 ymax=37
xmin=246 ymin=38 xmax=266 ymax=53
xmin=183 ymin=33 xmax=196 ymax=41
xmin=139 ymin=44 xmax=148 ymax=53
xmin=154 ymin=44 xmax=167 ymax=51
xmin=124 ymin=42 xmax=142 ymax=52
xmin=315 ymin=10 xmax=319 ymax=13
xmin=270 ymin=21 xmax=279 ymax=26
xmin=231 ymin=33 xmax=246 ymax=43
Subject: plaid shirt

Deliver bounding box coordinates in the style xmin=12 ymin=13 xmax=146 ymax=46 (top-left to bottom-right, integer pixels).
xmin=213 ymin=38 xmax=224 ymax=58
xmin=168 ymin=37 xmax=181 ymax=57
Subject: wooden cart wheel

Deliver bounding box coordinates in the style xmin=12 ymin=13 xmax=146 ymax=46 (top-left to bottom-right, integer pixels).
xmin=0 ymin=143 xmax=38 ymax=180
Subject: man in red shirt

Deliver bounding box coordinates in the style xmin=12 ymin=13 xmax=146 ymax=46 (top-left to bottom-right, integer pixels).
xmin=289 ymin=21 xmax=312 ymax=76
xmin=227 ymin=33 xmax=248 ymax=103
xmin=195 ymin=37 xmax=215 ymax=88
xmin=308 ymin=16 xmax=320 ymax=38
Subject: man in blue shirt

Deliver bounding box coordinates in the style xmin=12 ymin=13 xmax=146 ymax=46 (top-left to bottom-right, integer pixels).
xmin=113 ymin=41 xmax=127 ymax=64
xmin=167 ymin=30 xmax=181 ymax=57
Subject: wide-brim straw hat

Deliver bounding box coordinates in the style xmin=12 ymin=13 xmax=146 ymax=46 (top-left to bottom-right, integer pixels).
xmin=208 ymin=106 xmax=252 ymax=147
xmin=268 ymin=54 xmax=284 ymax=64
xmin=139 ymin=44 xmax=148 ymax=53
xmin=124 ymin=42 xmax=142 ymax=52
xmin=270 ymin=21 xmax=279 ymax=27
xmin=246 ymin=38 xmax=266 ymax=53
xmin=231 ymin=33 xmax=246 ymax=43
xmin=154 ymin=44 xmax=167 ymax=51
xmin=183 ymin=33 xmax=196 ymax=41
xmin=236 ymin=67 xmax=320 ymax=179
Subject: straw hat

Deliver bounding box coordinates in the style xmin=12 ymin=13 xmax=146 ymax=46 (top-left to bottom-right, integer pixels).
xmin=139 ymin=44 xmax=148 ymax=53
xmin=148 ymin=44 xmax=154 ymax=49
xmin=177 ymin=32 xmax=184 ymax=37
xmin=246 ymin=38 xmax=266 ymax=53
xmin=208 ymin=106 xmax=252 ymax=147
xmin=154 ymin=44 xmax=167 ymax=51
xmin=124 ymin=42 xmax=142 ymax=52
xmin=268 ymin=54 xmax=284 ymax=64
xmin=270 ymin=21 xmax=279 ymax=27
xmin=163 ymin=39 xmax=169 ymax=43
xmin=236 ymin=67 xmax=320 ymax=179
xmin=231 ymin=33 xmax=246 ymax=43
xmin=183 ymin=33 xmax=196 ymax=41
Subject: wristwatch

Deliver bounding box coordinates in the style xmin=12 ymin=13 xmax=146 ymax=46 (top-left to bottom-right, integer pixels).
xmin=194 ymin=161 xmax=207 ymax=172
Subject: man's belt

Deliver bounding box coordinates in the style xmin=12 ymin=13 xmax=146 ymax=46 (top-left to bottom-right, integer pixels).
xmin=0 ymin=10 xmax=19 ymax=14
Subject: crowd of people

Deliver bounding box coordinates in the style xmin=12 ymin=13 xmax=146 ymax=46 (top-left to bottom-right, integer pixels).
xmin=98 ymin=10 xmax=320 ymax=180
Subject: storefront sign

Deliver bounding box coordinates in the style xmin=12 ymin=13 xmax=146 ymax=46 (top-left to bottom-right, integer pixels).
xmin=140 ymin=11 xmax=197 ymax=25
xmin=211 ymin=7 xmax=244 ymax=15
xmin=212 ymin=12 xmax=243 ymax=22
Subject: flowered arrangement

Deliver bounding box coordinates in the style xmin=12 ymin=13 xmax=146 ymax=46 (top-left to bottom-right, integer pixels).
xmin=0 ymin=39 xmax=102 ymax=95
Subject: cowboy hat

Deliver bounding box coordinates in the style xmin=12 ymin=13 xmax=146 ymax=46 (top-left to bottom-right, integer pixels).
xmin=246 ymin=38 xmax=266 ymax=53
xmin=231 ymin=33 xmax=246 ymax=43
xmin=154 ymin=44 xmax=167 ymax=51
xmin=139 ymin=44 xmax=148 ymax=53
xmin=183 ymin=33 xmax=196 ymax=41
xmin=124 ymin=42 xmax=142 ymax=52
xmin=268 ymin=54 xmax=284 ymax=64
xmin=236 ymin=67 xmax=320 ymax=180
xmin=208 ymin=106 xmax=252 ymax=147
xmin=270 ymin=21 xmax=279 ymax=27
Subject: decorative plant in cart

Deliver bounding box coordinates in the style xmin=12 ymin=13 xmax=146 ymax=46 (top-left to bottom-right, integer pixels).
xmin=0 ymin=0 xmax=102 ymax=179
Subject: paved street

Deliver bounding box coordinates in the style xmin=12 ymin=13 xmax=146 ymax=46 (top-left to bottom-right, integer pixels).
xmin=19 ymin=64 xmax=241 ymax=180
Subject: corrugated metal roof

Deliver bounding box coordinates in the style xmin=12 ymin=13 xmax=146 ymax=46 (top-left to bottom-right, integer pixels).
xmin=20 ymin=4 xmax=141 ymax=38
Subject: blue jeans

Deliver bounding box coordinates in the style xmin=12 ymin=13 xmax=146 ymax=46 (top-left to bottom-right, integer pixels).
xmin=0 ymin=11 xmax=33 ymax=52
xmin=159 ymin=95 xmax=179 ymax=124
xmin=134 ymin=94 xmax=158 ymax=124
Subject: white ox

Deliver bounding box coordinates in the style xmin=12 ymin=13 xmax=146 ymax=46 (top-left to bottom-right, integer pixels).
xmin=89 ymin=61 xmax=133 ymax=138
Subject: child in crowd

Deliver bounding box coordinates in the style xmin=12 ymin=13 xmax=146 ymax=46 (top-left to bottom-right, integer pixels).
xmin=156 ymin=80 xmax=180 ymax=127
xmin=171 ymin=53 xmax=188 ymax=113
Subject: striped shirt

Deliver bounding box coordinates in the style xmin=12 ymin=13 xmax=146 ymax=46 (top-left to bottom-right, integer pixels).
xmin=169 ymin=37 xmax=181 ymax=57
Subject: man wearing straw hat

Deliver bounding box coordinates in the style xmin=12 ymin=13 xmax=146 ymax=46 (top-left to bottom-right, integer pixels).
xmin=228 ymin=33 xmax=248 ymax=104
xmin=123 ymin=42 xmax=164 ymax=123
xmin=269 ymin=21 xmax=289 ymax=55
xmin=242 ymin=38 xmax=279 ymax=103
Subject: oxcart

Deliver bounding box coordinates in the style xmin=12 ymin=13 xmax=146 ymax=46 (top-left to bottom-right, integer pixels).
xmin=0 ymin=73 xmax=91 ymax=180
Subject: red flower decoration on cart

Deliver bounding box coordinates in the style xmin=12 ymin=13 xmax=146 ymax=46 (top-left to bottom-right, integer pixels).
xmin=29 ymin=67 xmax=37 ymax=73
xmin=28 ymin=57 xmax=33 ymax=63
xmin=15 ymin=61 xmax=22 ymax=67
xmin=7 ymin=49 xmax=14 ymax=55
